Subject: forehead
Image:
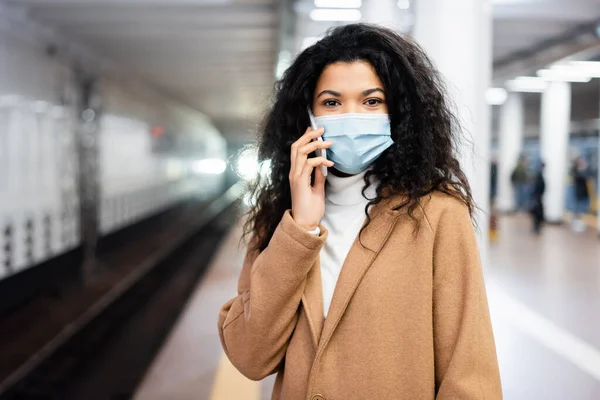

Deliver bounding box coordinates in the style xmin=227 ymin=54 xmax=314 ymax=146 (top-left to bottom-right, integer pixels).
xmin=315 ymin=61 xmax=383 ymax=92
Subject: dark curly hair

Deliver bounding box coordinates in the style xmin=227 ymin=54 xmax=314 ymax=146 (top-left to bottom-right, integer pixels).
xmin=244 ymin=23 xmax=474 ymax=252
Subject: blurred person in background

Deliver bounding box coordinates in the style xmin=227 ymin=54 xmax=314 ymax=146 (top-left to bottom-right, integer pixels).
xmin=511 ymin=155 xmax=529 ymax=212
xmin=530 ymin=161 xmax=545 ymax=235
xmin=218 ymin=24 xmax=501 ymax=400
xmin=571 ymin=157 xmax=589 ymax=232
xmin=489 ymin=156 xmax=499 ymax=241
xmin=490 ymin=156 xmax=498 ymax=205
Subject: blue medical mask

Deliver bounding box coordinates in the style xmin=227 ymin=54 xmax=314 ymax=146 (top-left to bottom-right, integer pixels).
xmin=315 ymin=113 xmax=393 ymax=175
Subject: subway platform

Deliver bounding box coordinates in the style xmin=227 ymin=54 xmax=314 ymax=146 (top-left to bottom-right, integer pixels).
xmin=134 ymin=214 xmax=600 ymax=400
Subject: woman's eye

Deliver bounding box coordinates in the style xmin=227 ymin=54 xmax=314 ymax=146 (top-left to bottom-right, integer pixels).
xmin=365 ymin=98 xmax=383 ymax=106
xmin=323 ymin=99 xmax=340 ymax=107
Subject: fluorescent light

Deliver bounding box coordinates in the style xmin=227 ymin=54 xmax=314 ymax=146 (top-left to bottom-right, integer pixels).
xmin=315 ymin=0 xmax=361 ymax=8
xmin=310 ymin=9 xmax=361 ymax=21
xmin=192 ymin=159 xmax=227 ymax=175
xmin=557 ymin=61 xmax=600 ymax=78
xmin=302 ymin=36 xmax=321 ymax=50
xmin=537 ymin=68 xmax=591 ymax=83
xmin=505 ymin=77 xmax=548 ymax=93
xmin=567 ymin=61 xmax=600 ymax=68
xmin=486 ymin=88 xmax=508 ymax=105
xmin=397 ymin=0 xmax=410 ymax=9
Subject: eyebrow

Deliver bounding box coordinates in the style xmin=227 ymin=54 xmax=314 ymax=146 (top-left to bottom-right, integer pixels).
xmin=316 ymin=89 xmax=342 ymax=98
xmin=316 ymin=88 xmax=385 ymax=98
xmin=362 ymin=88 xmax=385 ymax=96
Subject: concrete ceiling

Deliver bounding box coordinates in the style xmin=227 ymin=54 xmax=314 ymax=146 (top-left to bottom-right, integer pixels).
xmin=5 ymin=0 xmax=600 ymax=144
xmin=6 ymin=0 xmax=279 ymax=144
xmin=493 ymin=0 xmax=600 ymax=64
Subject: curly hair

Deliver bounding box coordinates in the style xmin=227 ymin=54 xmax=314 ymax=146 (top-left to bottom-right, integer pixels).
xmin=243 ymin=23 xmax=474 ymax=252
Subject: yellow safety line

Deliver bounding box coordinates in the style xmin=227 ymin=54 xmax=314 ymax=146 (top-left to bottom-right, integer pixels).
xmin=564 ymin=212 xmax=598 ymax=229
xmin=210 ymin=353 xmax=260 ymax=400
xmin=582 ymin=214 xmax=598 ymax=229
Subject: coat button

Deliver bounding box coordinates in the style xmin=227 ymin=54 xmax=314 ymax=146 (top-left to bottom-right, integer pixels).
xmin=311 ymin=395 xmax=325 ymax=400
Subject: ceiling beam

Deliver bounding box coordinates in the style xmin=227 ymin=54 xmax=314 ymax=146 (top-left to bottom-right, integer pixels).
xmin=93 ymin=45 xmax=275 ymax=61
xmin=493 ymin=19 xmax=600 ymax=81
xmin=10 ymin=0 xmax=270 ymax=5
xmin=494 ymin=4 xmax=600 ymax=21
xmin=75 ymin=34 xmax=276 ymax=52
xmin=28 ymin=4 xmax=275 ymax=25
xmin=63 ymin=26 xmax=276 ymax=40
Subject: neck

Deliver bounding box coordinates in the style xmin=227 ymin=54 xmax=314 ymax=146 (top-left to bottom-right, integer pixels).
xmin=326 ymin=169 xmax=376 ymax=206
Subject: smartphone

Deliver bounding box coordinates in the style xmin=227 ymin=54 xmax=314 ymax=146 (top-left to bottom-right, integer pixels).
xmin=308 ymin=107 xmax=328 ymax=177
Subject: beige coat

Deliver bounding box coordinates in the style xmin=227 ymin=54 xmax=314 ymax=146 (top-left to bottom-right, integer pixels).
xmin=218 ymin=192 xmax=502 ymax=400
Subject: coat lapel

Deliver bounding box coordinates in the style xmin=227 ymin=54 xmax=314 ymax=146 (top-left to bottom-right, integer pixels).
xmin=317 ymin=201 xmax=400 ymax=351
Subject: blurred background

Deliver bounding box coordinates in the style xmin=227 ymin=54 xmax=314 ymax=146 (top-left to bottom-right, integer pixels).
xmin=0 ymin=0 xmax=598 ymax=399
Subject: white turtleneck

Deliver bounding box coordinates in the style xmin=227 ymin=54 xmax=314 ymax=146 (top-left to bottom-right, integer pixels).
xmin=319 ymin=170 xmax=376 ymax=318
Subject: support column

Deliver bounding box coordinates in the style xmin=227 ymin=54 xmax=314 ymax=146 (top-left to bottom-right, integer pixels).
xmin=540 ymin=81 xmax=571 ymax=223
xmin=275 ymin=0 xmax=295 ymax=77
xmin=75 ymin=71 xmax=102 ymax=284
xmin=497 ymin=92 xmax=525 ymax=212
xmin=413 ymin=0 xmax=492 ymax=264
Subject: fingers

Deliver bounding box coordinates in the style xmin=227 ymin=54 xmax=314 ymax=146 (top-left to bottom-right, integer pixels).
xmin=300 ymin=157 xmax=334 ymax=179
xmin=295 ymin=139 xmax=331 ymax=176
xmin=300 ymin=139 xmax=332 ymax=156
xmin=290 ymin=127 xmax=325 ymax=177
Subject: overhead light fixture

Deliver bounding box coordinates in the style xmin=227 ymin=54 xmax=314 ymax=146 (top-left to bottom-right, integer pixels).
xmin=567 ymin=61 xmax=600 ymax=68
xmin=505 ymin=77 xmax=548 ymax=93
xmin=310 ymin=9 xmax=362 ymax=21
xmin=537 ymin=68 xmax=591 ymax=83
xmin=192 ymin=159 xmax=227 ymax=175
xmin=557 ymin=61 xmax=600 ymax=77
xmin=397 ymin=0 xmax=410 ymax=9
xmin=486 ymin=88 xmax=508 ymax=105
xmin=315 ymin=0 xmax=362 ymax=8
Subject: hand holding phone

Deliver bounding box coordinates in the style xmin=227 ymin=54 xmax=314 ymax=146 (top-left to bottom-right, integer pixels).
xmin=308 ymin=108 xmax=328 ymax=177
xmin=288 ymin=111 xmax=334 ymax=231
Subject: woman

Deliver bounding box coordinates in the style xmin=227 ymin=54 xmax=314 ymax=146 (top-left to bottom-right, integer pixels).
xmin=218 ymin=24 xmax=502 ymax=399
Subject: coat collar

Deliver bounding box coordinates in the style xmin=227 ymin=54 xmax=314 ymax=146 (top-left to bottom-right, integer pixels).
xmin=301 ymin=197 xmax=403 ymax=349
